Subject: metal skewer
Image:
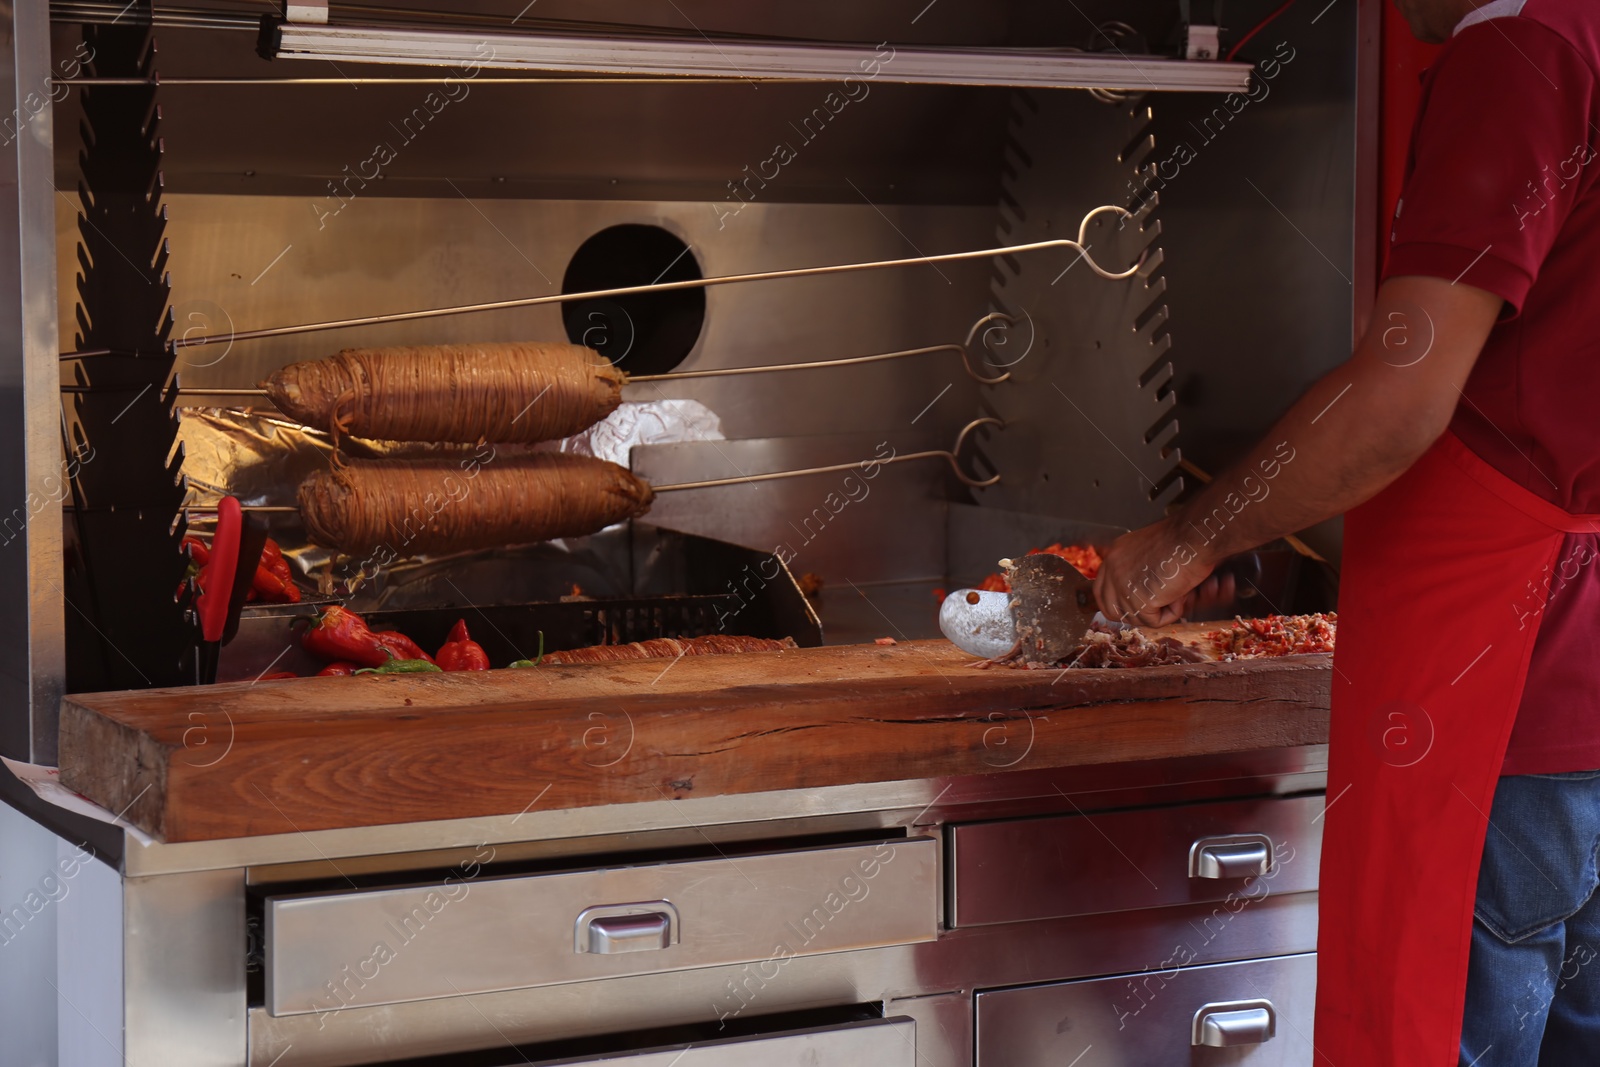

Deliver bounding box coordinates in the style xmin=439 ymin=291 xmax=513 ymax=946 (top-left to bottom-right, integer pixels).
xmin=651 ymin=417 xmax=1003 ymax=491
xmin=57 ymin=76 xmax=835 ymax=86
xmin=173 ymin=417 xmax=1004 ymax=513
xmin=58 ymin=204 xmax=1142 ymax=360
xmin=631 ymin=314 xmax=1017 ymax=386
xmin=56 ymin=386 xmax=270 ymax=396
xmin=141 ymin=312 xmax=1019 ymax=402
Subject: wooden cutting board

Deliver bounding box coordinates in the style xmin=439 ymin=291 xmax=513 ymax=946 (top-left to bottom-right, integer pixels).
xmin=58 ymin=634 xmax=1330 ymax=842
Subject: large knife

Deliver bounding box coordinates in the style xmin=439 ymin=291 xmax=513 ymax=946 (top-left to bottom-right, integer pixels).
xmin=940 ymin=552 xmax=1260 ymax=663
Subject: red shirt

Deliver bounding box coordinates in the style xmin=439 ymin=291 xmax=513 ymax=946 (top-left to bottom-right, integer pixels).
xmin=1384 ymin=0 xmax=1600 ymax=775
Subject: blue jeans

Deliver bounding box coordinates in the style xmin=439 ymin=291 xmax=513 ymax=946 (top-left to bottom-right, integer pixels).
xmin=1460 ymin=770 xmax=1600 ymax=1067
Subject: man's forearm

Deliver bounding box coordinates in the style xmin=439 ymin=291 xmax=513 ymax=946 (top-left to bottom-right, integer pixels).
xmin=1094 ymin=276 xmax=1505 ymax=625
xmin=1174 ymin=370 xmax=1438 ymax=568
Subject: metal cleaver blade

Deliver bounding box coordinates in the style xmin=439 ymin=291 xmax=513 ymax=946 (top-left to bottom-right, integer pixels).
xmin=1005 ymin=553 xmax=1099 ymax=666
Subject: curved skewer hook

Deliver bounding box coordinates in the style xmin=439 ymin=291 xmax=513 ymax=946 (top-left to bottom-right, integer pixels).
xmin=962 ymin=313 xmax=1017 ymax=385
xmin=1072 ymin=204 xmax=1146 ymax=280
xmin=873 ymin=417 xmax=1004 ymax=489
xmin=650 ymin=417 xmax=1005 ymax=493
xmin=937 ymin=416 xmax=1005 ymax=488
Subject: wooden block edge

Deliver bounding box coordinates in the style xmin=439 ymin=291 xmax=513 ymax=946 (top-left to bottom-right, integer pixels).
xmin=59 ymin=699 xmax=171 ymax=840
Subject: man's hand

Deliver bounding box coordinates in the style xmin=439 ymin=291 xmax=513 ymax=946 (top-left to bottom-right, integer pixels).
xmin=1090 ymin=275 xmax=1503 ymax=627
xmin=1094 ymin=517 xmax=1221 ymax=626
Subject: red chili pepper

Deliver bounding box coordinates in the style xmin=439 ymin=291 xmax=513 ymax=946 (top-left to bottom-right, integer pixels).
xmin=251 ymin=539 xmax=302 ymax=604
xmin=262 ymin=539 xmax=292 ymax=579
xmin=251 ymin=567 xmax=299 ymax=603
xmin=300 ymin=606 xmax=371 ymax=664
xmin=178 ymin=537 xmax=211 ymax=600
xmin=373 ymin=630 xmax=433 ymax=665
xmin=299 ymin=606 xmax=435 ymax=668
xmin=183 ymin=536 xmax=211 ymax=569
xmin=436 ymin=619 xmax=491 ymax=672
xmin=315 ymin=661 xmax=360 ymax=677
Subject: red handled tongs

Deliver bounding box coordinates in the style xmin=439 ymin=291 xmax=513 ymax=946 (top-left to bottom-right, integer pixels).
xmin=193 ymin=496 xmax=269 ymax=685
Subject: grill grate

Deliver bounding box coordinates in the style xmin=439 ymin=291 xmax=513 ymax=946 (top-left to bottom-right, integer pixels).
xmin=364 ymin=595 xmax=751 ymax=667
xmin=63 ymin=13 xmax=195 ymax=694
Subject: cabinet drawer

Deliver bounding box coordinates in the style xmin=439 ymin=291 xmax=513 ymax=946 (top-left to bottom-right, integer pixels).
xmin=977 ymin=953 xmax=1316 ymax=1066
xmin=950 ymin=795 xmax=1321 ymax=927
xmin=265 ymin=837 xmax=934 ymax=1017
xmin=511 ymin=1017 xmax=916 ymax=1067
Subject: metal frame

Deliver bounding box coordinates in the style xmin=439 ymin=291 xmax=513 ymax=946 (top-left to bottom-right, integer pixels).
xmin=63 ymin=16 xmax=196 ymax=700
xmin=0 ymin=0 xmax=67 ymax=763
xmin=1353 ymin=0 xmax=1385 ymax=338
xmin=267 ymin=22 xmax=1256 ymax=94
xmin=103 ymin=746 xmax=1327 ymax=881
xmin=124 ymin=868 xmax=248 ymax=1067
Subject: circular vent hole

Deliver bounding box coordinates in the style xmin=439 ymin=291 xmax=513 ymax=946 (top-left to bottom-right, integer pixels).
xmin=561 ymin=225 xmax=705 ymax=375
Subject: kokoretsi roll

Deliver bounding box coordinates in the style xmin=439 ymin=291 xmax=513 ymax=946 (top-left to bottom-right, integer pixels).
xmin=264 ymin=342 xmax=626 ymax=445
xmin=297 ymin=454 xmax=655 ymax=558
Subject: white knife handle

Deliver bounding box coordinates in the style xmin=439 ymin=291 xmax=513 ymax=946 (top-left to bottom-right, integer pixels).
xmin=939 ymin=589 xmax=1017 ymax=658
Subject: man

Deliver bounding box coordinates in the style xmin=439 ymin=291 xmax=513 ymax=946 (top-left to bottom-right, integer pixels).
xmin=1093 ymin=1 xmax=1600 ymax=1063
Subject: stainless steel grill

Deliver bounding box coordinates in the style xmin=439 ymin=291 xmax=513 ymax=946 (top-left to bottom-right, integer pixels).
xmin=2 ymin=1 xmax=1366 ymax=1063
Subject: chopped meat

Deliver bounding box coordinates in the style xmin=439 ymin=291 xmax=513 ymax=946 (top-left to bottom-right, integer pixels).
xmin=1206 ymin=613 xmax=1338 ymax=659
xmin=1062 ymin=625 xmax=1209 ymax=668
xmin=874 ymin=637 xmax=897 ymax=646
xmin=975 ymin=620 xmax=1206 ymax=670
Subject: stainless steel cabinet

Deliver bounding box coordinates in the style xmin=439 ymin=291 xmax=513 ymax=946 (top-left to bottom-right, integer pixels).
xmin=976 ymin=953 xmax=1317 ymax=1066
xmin=497 ymin=1017 xmax=917 ymax=1067
xmin=264 ymin=837 xmax=936 ymax=1016
xmin=950 ymin=795 xmax=1323 ymax=927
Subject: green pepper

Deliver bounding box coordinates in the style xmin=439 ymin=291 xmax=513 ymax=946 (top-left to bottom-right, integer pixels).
xmin=355 ymin=658 xmax=442 ymax=675
xmin=508 ymin=632 xmax=545 ymax=669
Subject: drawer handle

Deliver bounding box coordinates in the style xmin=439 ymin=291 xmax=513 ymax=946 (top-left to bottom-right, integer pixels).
xmin=1192 ymin=999 xmax=1276 ymax=1047
xmin=574 ymin=901 xmax=681 ymax=955
xmin=1188 ymin=835 xmax=1273 ymax=879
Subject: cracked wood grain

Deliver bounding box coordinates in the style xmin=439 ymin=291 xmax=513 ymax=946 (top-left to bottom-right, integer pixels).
xmin=59 ymin=638 xmax=1331 ymax=842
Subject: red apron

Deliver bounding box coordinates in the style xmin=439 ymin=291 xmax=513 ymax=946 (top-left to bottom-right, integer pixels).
xmin=1315 ymin=432 xmax=1600 ymax=1064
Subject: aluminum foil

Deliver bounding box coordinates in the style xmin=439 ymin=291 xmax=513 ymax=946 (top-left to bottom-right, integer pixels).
xmin=546 ymin=398 xmax=723 ymax=466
